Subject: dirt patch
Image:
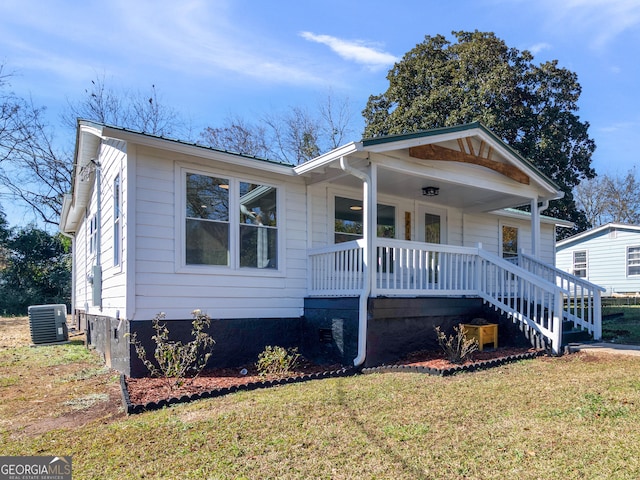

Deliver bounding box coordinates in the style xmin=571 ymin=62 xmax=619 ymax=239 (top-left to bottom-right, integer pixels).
xmin=0 ymin=317 xmax=126 ymax=438
xmin=18 ymin=382 xmax=124 ymax=437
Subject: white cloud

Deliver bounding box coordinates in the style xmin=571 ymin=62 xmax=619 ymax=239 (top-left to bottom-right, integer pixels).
xmin=300 ymin=31 xmax=398 ymax=70
xmin=528 ymin=42 xmax=552 ymax=55
xmin=537 ymin=0 xmax=640 ymax=49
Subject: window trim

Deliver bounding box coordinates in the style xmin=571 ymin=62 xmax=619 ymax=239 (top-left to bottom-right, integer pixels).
xmin=572 ymin=250 xmax=587 ymax=278
xmin=176 ymin=164 xmax=284 ymax=276
xmin=627 ymin=245 xmax=640 ymax=278
xmin=331 ymin=190 xmax=399 ymax=244
xmin=500 ymin=223 xmax=519 ymax=259
xmin=113 ymin=173 xmax=122 ymax=268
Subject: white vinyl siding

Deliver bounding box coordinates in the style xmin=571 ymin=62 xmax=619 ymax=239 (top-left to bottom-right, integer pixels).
xmin=129 ymin=146 xmax=307 ymax=320
xmin=73 ymin=139 xmax=128 ymax=318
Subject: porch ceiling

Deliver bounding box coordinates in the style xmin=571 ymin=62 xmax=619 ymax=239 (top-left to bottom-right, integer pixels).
xmin=312 ymin=159 xmax=536 ymax=213
xmin=375 ymin=165 xmax=532 ymax=212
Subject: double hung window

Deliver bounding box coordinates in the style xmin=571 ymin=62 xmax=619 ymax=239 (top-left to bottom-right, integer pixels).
xmin=628 ymin=246 xmax=640 ymax=277
xmin=573 ymin=250 xmax=587 ymax=278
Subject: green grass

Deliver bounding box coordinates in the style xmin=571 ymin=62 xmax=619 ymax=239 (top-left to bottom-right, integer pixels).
xmin=4 ymin=350 xmax=640 ymax=479
xmin=602 ymin=305 xmax=640 ymax=344
xmin=4 ymin=316 xmax=640 ymax=478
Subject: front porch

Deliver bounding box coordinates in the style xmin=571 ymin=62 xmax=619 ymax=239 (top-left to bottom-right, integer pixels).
xmin=307 ymin=239 xmax=604 ymax=357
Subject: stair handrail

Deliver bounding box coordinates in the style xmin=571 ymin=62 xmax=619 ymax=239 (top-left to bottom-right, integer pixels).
xmin=476 ymin=248 xmax=564 ymax=354
xmin=516 ymin=251 xmax=606 ymax=293
xmin=517 ymin=251 xmax=604 ymax=340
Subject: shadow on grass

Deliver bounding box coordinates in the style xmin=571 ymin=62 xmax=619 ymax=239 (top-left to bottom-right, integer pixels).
xmin=334 ymin=378 xmax=429 ymax=479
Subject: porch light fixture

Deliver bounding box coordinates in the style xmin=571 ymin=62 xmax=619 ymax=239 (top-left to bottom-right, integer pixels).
xmin=422 ymin=186 xmax=439 ymax=197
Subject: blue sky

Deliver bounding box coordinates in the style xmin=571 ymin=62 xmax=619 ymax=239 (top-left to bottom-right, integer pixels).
xmin=1 ymin=0 xmax=639 ymax=226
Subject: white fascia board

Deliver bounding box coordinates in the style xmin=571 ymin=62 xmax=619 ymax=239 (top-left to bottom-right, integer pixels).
xmin=60 ymin=124 xmax=104 ymax=233
xmin=365 ymin=127 xmax=560 ymax=199
xmin=363 ymin=127 xmax=485 ymax=153
xmin=494 ymin=208 xmax=574 ymax=227
xmin=556 ymin=222 xmax=640 ymax=247
xmin=294 ymin=142 xmax=362 ymax=175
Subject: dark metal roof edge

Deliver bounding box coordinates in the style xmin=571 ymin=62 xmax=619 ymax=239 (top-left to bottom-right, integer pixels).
xmin=78 ymin=119 xmax=295 ymax=168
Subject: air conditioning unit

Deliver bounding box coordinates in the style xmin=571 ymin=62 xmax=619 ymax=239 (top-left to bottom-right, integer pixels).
xmin=28 ymin=304 xmax=69 ymax=345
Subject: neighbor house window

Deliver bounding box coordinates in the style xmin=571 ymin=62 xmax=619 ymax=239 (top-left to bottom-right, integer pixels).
xmin=334 ymin=196 xmax=395 ymax=243
xmin=573 ymin=250 xmax=587 ymax=278
xmin=113 ymin=174 xmax=122 ymax=266
xmin=184 ymin=172 xmax=278 ymax=269
xmin=502 ymin=225 xmax=518 ymax=259
xmin=628 ymin=246 xmax=640 ymax=277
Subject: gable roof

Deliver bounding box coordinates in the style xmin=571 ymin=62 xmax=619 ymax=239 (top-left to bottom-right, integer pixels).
xmin=361 ymin=122 xmax=560 ymax=193
xmin=557 ymin=223 xmax=640 ymax=248
xmin=60 ymin=119 xmax=296 ymax=233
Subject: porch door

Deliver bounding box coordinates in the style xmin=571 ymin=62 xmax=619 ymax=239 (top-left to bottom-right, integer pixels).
xmin=416 ymin=205 xmax=446 ymax=244
xmin=416 ymin=206 xmax=446 ymax=286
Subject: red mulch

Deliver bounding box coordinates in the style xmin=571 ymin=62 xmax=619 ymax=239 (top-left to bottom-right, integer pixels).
xmin=125 ymin=347 xmax=539 ymax=406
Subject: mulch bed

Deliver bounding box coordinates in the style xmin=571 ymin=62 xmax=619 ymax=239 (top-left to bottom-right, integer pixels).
xmin=122 ymin=347 xmax=543 ymax=414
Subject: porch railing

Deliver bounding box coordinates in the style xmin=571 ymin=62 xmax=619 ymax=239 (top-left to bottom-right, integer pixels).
xmin=308 ymin=239 xmax=603 ymax=354
xmin=516 ymin=251 xmax=605 ymax=340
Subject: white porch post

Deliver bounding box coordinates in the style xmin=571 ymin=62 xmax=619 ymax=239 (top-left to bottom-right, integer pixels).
xmin=531 ymin=198 xmax=541 ymax=258
xmin=368 ymin=163 xmax=377 ymax=294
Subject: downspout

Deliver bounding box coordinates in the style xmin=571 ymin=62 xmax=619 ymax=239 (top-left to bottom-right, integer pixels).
xmin=339 ymin=156 xmax=372 ymax=367
xmin=91 ymin=160 xmax=103 ymax=310
xmin=59 ymin=231 xmax=77 ymax=328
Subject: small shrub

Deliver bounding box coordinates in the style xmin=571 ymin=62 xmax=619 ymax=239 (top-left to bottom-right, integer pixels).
xmin=435 ymin=324 xmax=478 ymax=364
xmin=256 ymin=345 xmax=300 ymax=377
xmin=129 ymin=310 xmax=215 ymax=389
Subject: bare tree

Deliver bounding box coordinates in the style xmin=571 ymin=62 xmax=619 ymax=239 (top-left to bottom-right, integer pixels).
xmin=2 ymin=69 xmax=184 ymax=227
xmin=318 ymin=92 xmax=354 ymax=150
xmin=574 ymin=176 xmax=610 ymax=227
xmin=64 ymin=74 xmax=182 ymax=137
xmin=575 ymin=169 xmax=640 ymax=227
xmin=199 ymin=115 xmax=272 ymax=158
xmin=263 ymin=106 xmax=320 ymax=164
xmin=0 ymin=96 xmax=71 ymax=225
xmin=605 ymin=170 xmax=640 ymax=224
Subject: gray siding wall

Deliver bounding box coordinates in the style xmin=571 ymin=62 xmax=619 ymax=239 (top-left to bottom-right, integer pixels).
xmin=557 ymin=227 xmax=640 ymax=295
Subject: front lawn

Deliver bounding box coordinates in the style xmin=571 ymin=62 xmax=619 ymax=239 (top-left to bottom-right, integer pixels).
xmin=3 ymin=317 xmax=640 ymax=479
xmin=602 ymin=304 xmax=640 ymax=344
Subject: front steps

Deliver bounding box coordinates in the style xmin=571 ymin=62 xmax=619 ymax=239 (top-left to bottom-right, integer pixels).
xmin=561 ymin=320 xmax=593 ymax=347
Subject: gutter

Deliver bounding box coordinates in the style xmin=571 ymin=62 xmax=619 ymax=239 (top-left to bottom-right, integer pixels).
xmin=339 ymin=156 xmax=371 ymax=368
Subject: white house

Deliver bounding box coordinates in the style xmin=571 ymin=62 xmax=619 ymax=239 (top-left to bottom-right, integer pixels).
xmin=60 ymin=120 xmax=602 ymax=376
xmin=557 ymin=223 xmax=640 ymax=296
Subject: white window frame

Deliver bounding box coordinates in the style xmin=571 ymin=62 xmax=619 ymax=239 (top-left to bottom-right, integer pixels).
xmin=500 ymin=223 xmax=519 ymax=259
xmin=176 ymin=165 xmax=283 ymax=276
xmin=331 ymin=191 xmax=399 ymax=244
xmin=627 ymin=246 xmax=640 ymax=277
xmin=89 ymin=213 xmax=98 ymax=257
xmin=113 ymin=173 xmax=122 ymax=268
xmin=572 ymin=250 xmax=587 ymax=278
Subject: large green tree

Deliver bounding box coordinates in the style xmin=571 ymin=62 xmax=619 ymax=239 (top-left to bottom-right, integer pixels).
xmin=363 ymin=31 xmax=595 ymax=236
xmin=0 ymin=227 xmax=71 ymax=315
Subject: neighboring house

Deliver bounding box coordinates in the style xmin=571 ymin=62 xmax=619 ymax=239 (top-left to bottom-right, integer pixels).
xmin=60 ymin=120 xmax=602 ymax=376
xmin=557 ymin=223 xmax=640 ymax=296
